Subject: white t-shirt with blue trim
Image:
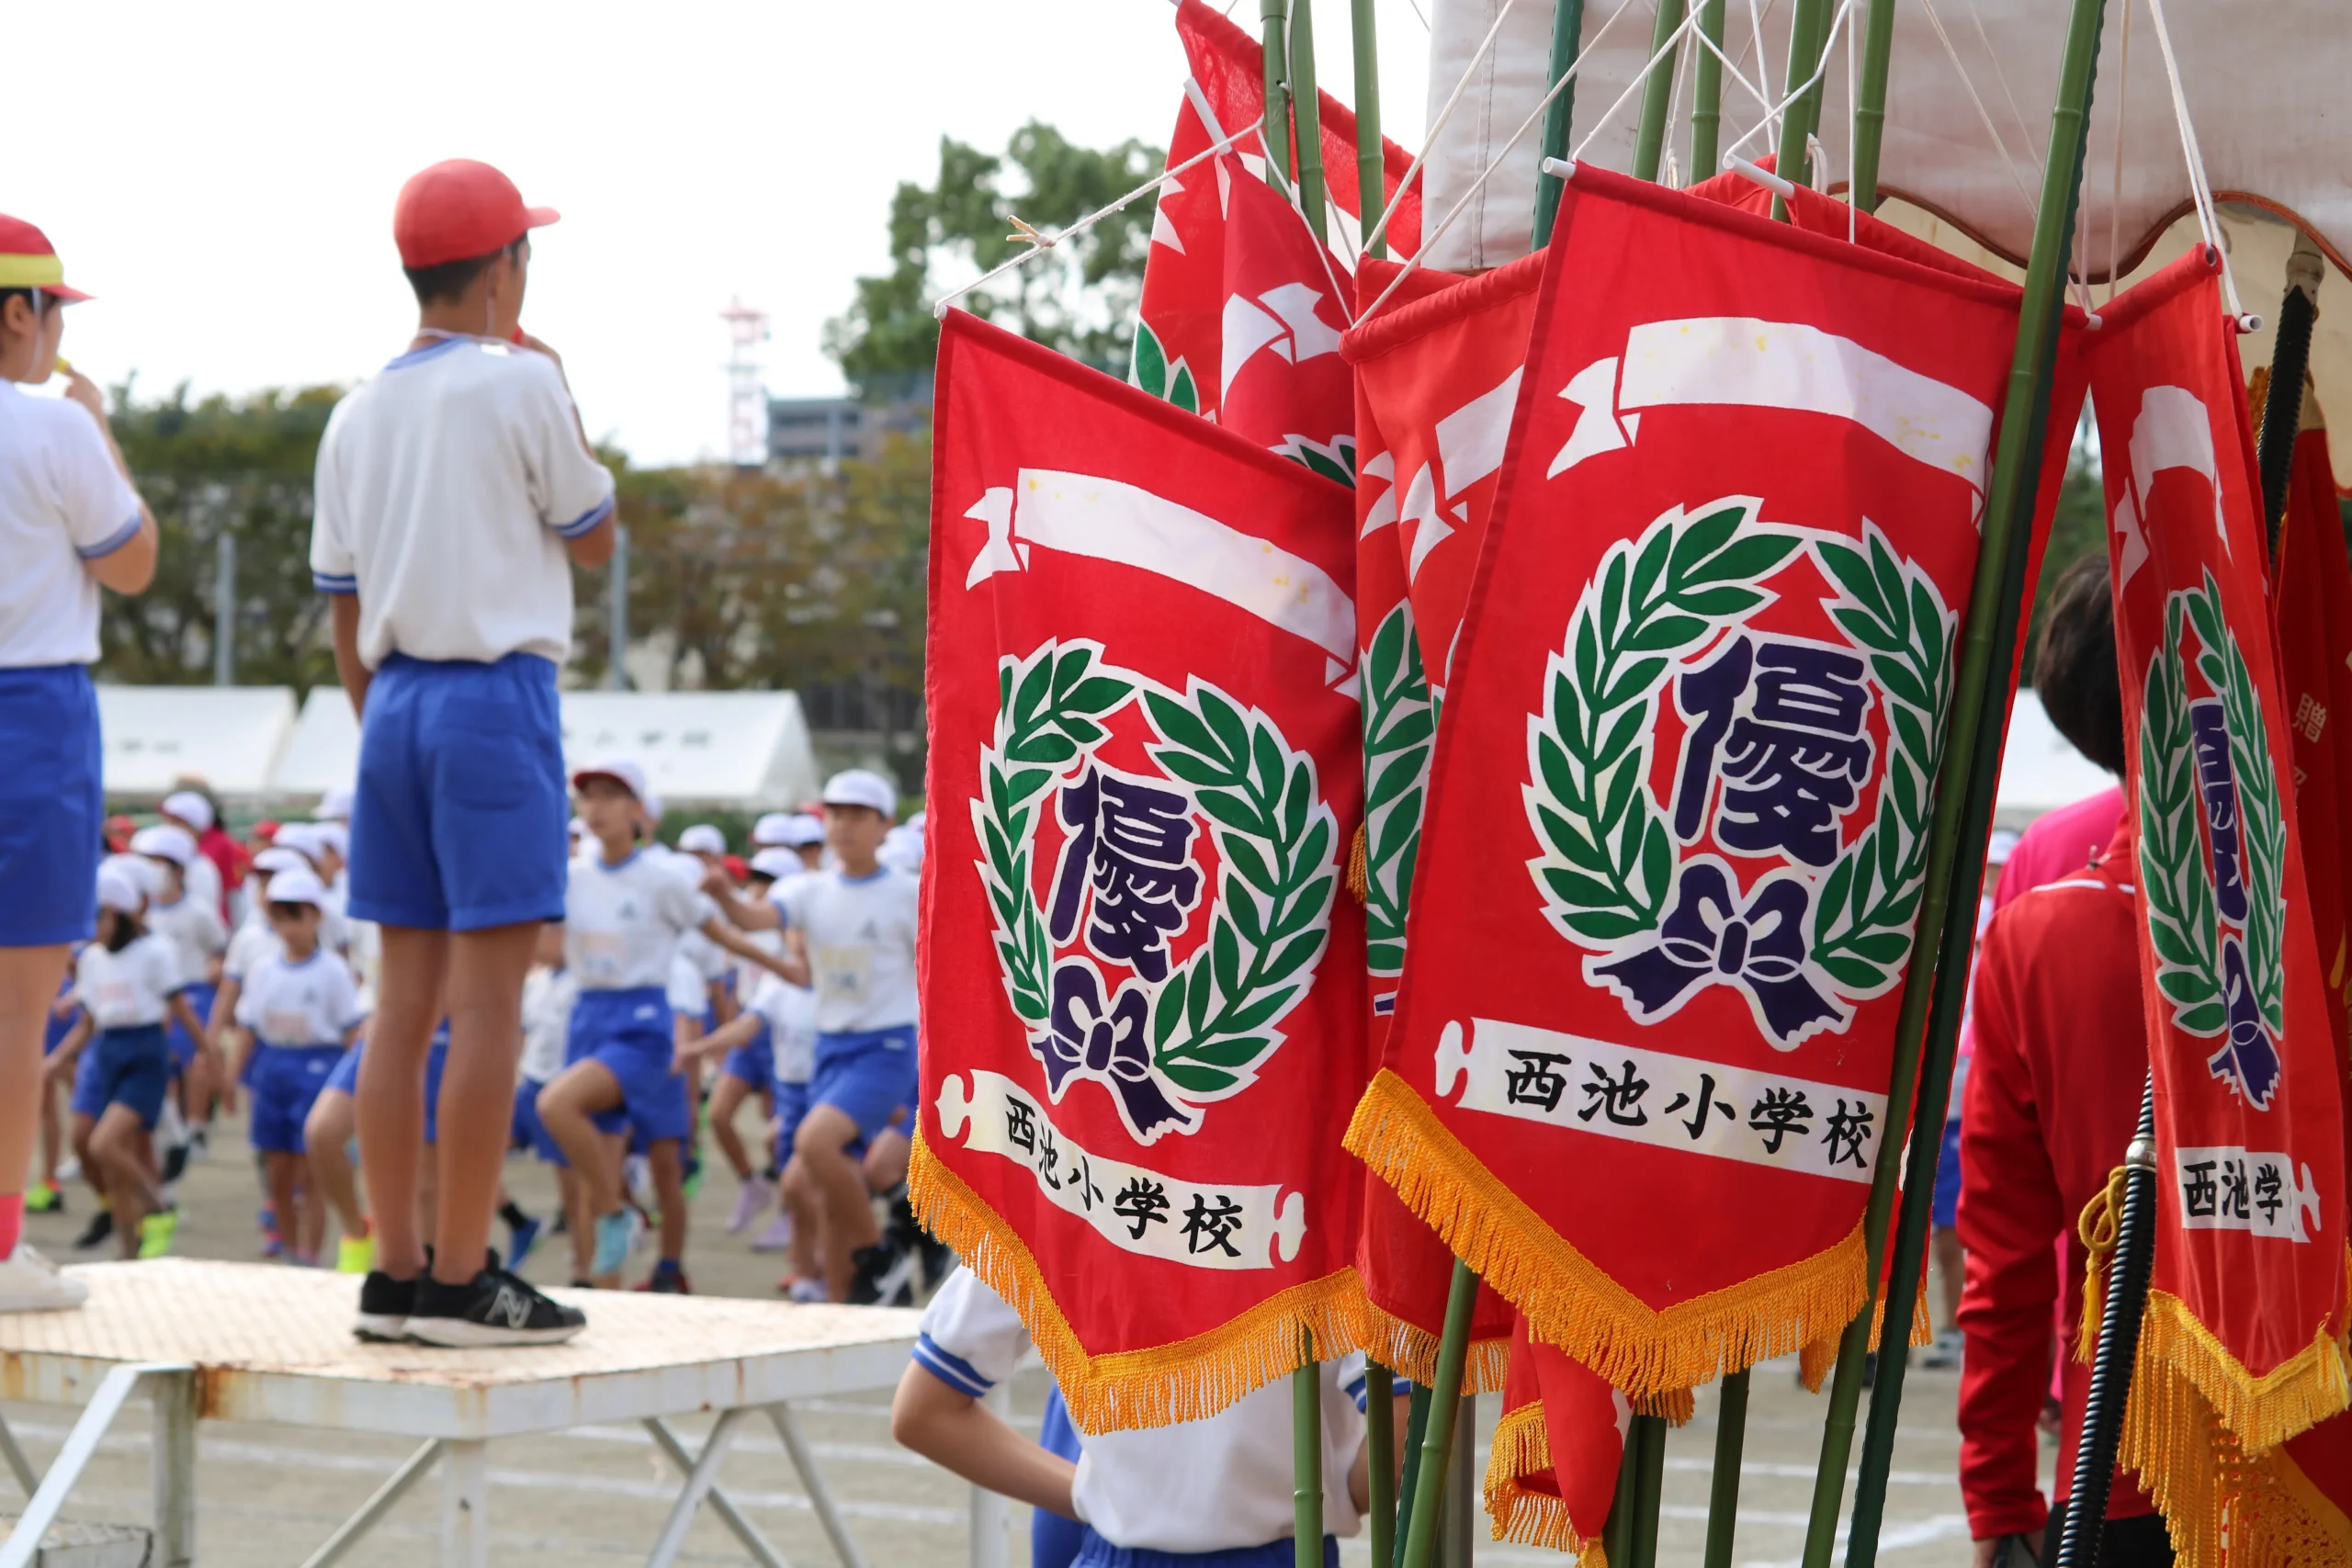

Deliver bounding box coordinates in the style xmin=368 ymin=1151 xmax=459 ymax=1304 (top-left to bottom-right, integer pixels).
xmin=310 ymin=337 xmax=615 ymax=669
xmin=564 ymin=849 xmax=716 ymax=992
xmin=913 ymin=1268 xmax=1367 ymax=1553
xmin=772 ymin=865 xmax=919 ymax=1033
xmin=74 ymin=935 xmax=183 ymax=1031
xmin=0 ymin=381 xmax=141 ymax=667
xmin=234 ymin=948 xmax=364 ymax=1049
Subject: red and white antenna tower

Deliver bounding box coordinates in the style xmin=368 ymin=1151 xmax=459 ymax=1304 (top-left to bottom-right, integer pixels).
xmin=720 ymin=297 xmax=771 ymax=468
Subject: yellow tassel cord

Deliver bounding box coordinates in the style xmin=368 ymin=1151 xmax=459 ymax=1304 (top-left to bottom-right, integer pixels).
xmin=1795 ymin=1275 xmax=1933 ymax=1394
xmin=1356 ymin=1296 xmax=1512 ymax=1394
xmin=2073 ymin=1164 xmax=2133 ymax=1359
xmin=908 ymin=1134 xmax=1374 ymax=1434
xmin=1346 ymin=822 xmax=1370 ymax=905
xmin=1347 ymin=1070 xmax=1871 ymax=1396
xmin=1481 ymin=1399 xmax=1608 ymax=1563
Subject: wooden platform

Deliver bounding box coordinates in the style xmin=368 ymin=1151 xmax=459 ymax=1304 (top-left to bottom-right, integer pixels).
xmin=0 ymin=1259 xmax=921 ymax=1439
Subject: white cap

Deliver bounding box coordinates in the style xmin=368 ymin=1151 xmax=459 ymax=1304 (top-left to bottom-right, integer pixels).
xmin=641 ymin=790 xmax=664 ymax=824
xmin=160 ymin=790 xmax=215 ymax=832
xmin=821 ymin=769 xmax=897 ymax=817
xmin=748 ymin=848 xmax=801 ymax=881
xmin=304 ymin=820 xmax=350 ymax=861
xmin=754 ymin=813 xmax=823 ymax=849
xmin=750 ymin=812 xmax=794 ymax=846
xmin=102 ymin=852 xmax=166 ymax=898
xmin=677 ymin=823 xmax=727 ymax=856
xmin=130 ymin=823 xmax=198 ymax=866
xmin=572 ymin=757 xmax=647 ymax=801
xmin=252 ymin=846 xmax=306 ymax=876
xmin=316 ymin=786 xmax=356 ymax=822
xmin=274 ymin=823 xmax=325 ymax=865
xmin=264 ymin=868 xmax=329 ymax=908
xmin=96 ymin=863 xmax=144 ymax=915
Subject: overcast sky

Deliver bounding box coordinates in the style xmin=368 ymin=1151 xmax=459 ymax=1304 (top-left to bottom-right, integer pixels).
xmin=15 ymin=0 xmax=1433 ymax=467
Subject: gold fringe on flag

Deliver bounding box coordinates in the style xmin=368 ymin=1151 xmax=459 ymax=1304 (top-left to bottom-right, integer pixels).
xmin=1796 ymin=1271 xmax=1935 ymax=1393
xmin=1481 ymin=1400 xmax=1608 ymax=1565
xmin=907 ymin=1132 xmax=1374 ymax=1434
xmin=1346 ymin=1069 xmax=1871 ymax=1397
xmin=1355 ymin=1295 xmax=1511 ymax=1395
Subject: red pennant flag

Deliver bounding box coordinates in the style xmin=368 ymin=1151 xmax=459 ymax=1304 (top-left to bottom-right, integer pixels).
xmin=1217 ymin=161 xmax=1358 ymax=479
xmin=915 ymin=310 xmax=1371 ymax=1430
xmin=1347 ymin=165 xmax=2057 ymax=1394
xmin=1485 ymin=1314 xmax=1629 ymax=1559
xmin=2084 ymin=249 xmax=2351 ymax=1564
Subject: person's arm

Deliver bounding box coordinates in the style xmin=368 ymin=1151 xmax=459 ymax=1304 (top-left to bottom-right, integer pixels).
xmin=700 ymin=873 xmax=785 ymax=932
xmin=889 ymin=1361 xmax=1078 ymax=1519
xmin=42 ymin=1011 xmax=92 ymax=1082
xmin=699 ymin=917 xmax=808 ymax=986
xmin=330 ymin=594 xmax=370 ymax=718
xmin=1955 ymin=923 xmax=2065 ymax=1551
xmin=55 ymin=373 xmax=158 ymax=594
xmin=680 ymin=1005 xmax=765 ymax=1064
xmin=168 ymin=989 xmax=226 ymax=1087
xmin=208 ymin=975 xmax=242 ymax=1047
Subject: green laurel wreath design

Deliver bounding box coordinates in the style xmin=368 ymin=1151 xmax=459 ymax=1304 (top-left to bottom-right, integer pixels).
xmin=1526 ymin=502 xmax=1804 ymax=942
xmin=1130 ymin=321 xmax=1200 ymax=414
xmin=2137 ymin=596 xmax=2226 ymax=1032
xmin=974 ymin=641 xmax=1339 ymax=1106
xmin=2188 ymin=570 xmax=2288 ymax=1033
xmin=1807 ymin=525 xmax=1957 ymax=994
xmin=1360 ymin=599 xmax=1434 ymax=977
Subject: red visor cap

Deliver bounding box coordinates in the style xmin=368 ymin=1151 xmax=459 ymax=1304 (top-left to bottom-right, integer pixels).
xmin=392 ymin=160 xmax=560 ymax=269
xmin=0 ymin=214 xmax=91 ymax=301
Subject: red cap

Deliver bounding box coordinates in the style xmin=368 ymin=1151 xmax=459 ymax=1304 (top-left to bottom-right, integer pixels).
xmin=392 ymin=160 xmax=560 ymax=269
xmin=0 ymin=214 xmax=91 ymax=302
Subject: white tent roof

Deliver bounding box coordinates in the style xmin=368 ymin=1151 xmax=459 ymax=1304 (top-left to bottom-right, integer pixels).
xmin=268 ymin=687 xmax=821 ymax=810
xmin=1996 ymin=689 xmax=2119 ymax=827
xmin=96 ymin=684 xmax=296 ymax=799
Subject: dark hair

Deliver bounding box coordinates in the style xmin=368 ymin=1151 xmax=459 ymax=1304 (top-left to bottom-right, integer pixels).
xmin=100 ymin=907 xmax=140 ymax=953
xmin=2033 ymin=552 xmax=2125 ymax=776
xmin=402 ymin=235 xmax=526 ymax=306
xmin=0 ymin=288 xmax=51 ymax=329
xmin=267 ymin=900 xmax=318 ymax=922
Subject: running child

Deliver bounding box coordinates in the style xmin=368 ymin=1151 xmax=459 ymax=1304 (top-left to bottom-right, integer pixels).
xmin=236 ymin=867 xmax=367 ymax=1266
xmin=130 ymin=823 xmax=228 ymax=1153
xmin=154 ymin=791 xmax=227 ymax=928
xmin=537 ymin=760 xmax=807 ymax=1293
xmin=703 ymin=769 xmax=917 ymax=1303
xmin=45 ymin=865 xmax=215 ymax=1260
xmin=0 ymin=214 xmax=159 ymax=1312
xmin=684 ymin=947 xmax=820 ymax=1295
xmin=314 ymin=158 xmax=614 ymax=1347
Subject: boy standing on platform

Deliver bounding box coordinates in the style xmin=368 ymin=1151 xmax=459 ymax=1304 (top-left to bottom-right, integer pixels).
xmin=311 ymin=158 xmax=615 ymax=1347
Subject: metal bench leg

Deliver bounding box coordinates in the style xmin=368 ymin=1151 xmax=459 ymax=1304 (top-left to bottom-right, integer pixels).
xmin=301 ymin=1439 xmax=444 ymax=1568
xmin=767 ymin=1403 xmax=871 ymax=1568
xmin=643 ymin=1419 xmax=786 ymax=1568
xmin=0 ymin=1412 xmax=36 ymax=1497
xmin=644 ymin=1409 xmax=746 ymax=1568
xmin=441 ymin=1438 xmax=490 ymax=1568
xmin=0 ymin=1361 xmax=193 ymax=1568
xmin=149 ymin=1369 xmax=197 ymax=1568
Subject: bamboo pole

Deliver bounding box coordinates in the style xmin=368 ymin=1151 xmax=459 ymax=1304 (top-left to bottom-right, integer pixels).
xmin=1627 ymin=1415 xmax=1668 ymax=1568
xmin=1290 ymin=0 xmax=1329 ymax=241
xmin=1701 ymin=1371 xmax=1749 ymax=1568
xmin=1295 ymin=1325 xmax=1323 ymax=1568
xmin=1797 ymin=1 xmax=2109 ymax=1563
xmin=1389 ymin=1385 xmax=1432 ymax=1568
xmin=1849 ymin=0 xmax=1898 ymax=209
xmin=1365 ymin=1361 xmax=1397 ymax=1567
xmin=1630 ymin=0 xmax=1690 ymax=185
xmin=1600 ymin=1417 xmax=1642 ymax=1568
xmin=1351 ymin=0 xmax=1385 ymax=258
xmin=1689 ymin=0 xmax=1727 ymax=183
xmin=1532 ymin=0 xmax=1588 ymax=247
xmin=1397 ymin=1263 xmax=1476 ymax=1568
xmin=1773 ymin=0 xmax=1833 ymax=215
xmin=1261 ymin=0 xmax=1294 ymax=185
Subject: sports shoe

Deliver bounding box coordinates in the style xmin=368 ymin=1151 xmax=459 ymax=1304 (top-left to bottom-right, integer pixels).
xmin=406 ymin=1266 xmax=586 ymax=1348
xmin=623 ymin=1156 xmax=654 ymax=1211
xmin=73 ymin=1211 xmax=113 ymax=1251
xmin=727 ymin=1176 xmax=775 ymax=1235
xmin=24 ymin=1181 xmax=63 ymax=1214
xmin=506 ymin=1214 xmax=544 ymax=1269
xmin=784 ymin=1276 xmax=829 ymax=1303
xmin=592 ymin=1209 xmax=641 ymax=1277
xmin=336 ymin=1235 xmax=375 ymax=1275
xmin=54 ymin=1156 xmax=81 ymax=1185
xmin=751 ymin=1212 xmax=794 ymax=1253
xmin=354 ymin=1269 xmax=418 ymax=1342
xmin=137 ymin=1209 xmax=180 ymax=1259
xmin=0 ymin=1245 xmax=90 ymax=1312
xmin=635 ymin=1260 xmax=691 ymax=1295
xmin=1919 ymin=1329 xmax=1964 ymax=1371
xmin=847 ymin=1239 xmax=914 ymax=1306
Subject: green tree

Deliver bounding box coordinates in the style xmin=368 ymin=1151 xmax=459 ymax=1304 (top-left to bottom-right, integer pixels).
xmin=824 ymin=122 xmax=1163 ymax=388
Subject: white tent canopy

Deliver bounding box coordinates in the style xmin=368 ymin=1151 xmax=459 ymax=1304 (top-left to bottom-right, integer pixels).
xmin=266 ymin=687 xmax=821 ymax=811
xmin=96 ymin=684 xmax=296 ymax=799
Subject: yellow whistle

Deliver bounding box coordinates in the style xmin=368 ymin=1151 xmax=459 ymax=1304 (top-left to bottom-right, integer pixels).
xmin=50 ymin=356 xmax=72 ymax=379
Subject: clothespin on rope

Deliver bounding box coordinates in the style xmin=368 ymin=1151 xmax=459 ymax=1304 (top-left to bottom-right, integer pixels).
xmin=1005 ymin=215 xmax=1055 ymax=250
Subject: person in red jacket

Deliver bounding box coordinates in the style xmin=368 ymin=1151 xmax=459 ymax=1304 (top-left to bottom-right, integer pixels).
xmin=1960 ymin=556 xmax=2171 ymax=1567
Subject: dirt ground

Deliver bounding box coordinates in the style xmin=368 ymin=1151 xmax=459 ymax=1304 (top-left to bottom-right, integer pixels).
xmin=7 ymin=1109 xmax=2045 ymax=1565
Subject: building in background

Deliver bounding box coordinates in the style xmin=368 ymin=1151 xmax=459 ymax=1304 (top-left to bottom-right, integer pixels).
xmin=767 ymin=372 xmax=933 ymax=468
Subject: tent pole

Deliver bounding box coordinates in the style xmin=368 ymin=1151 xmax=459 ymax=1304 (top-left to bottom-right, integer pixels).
xmin=2256 ymin=234 xmax=2325 ymax=557
xmin=1261 ymin=0 xmax=1294 ymax=186
xmin=1351 ymin=0 xmax=1386 ymax=257
xmin=1689 ymin=0 xmax=1727 ymax=184
xmin=1631 ymin=0 xmax=1690 ymax=184
xmin=1772 ymin=0 xmax=1833 ymax=215
xmin=1396 ymin=1262 xmax=1476 ymax=1568
xmin=1796 ymin=0 xmax=2109 ymax=1564
xmin=1289 ymin=0 xmax=1329 ymax=241
xmin=1532 ymin=0 xmax=1589 ymax=245
xmin=1849 ymin=0 xmax=1899 ymax=209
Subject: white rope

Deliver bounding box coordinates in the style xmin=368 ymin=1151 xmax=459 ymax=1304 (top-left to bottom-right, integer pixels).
xmin=1363 ymin=0 xmax=1527 ymax=255
xmin=1844 ymin=0 xmax=1856 ymax=240
xmin=1363 ymin=0 xmax=1705 ymax=323
xmin=1687 ymin=14 xmax=1781 ymax=141
xmin=2142 ymin=0 xmax=2245 ymax=320
xmin=933 ymin=118 xmax=1255 ymax=319
xmin=2105 ymin=0 xmax=2131 ymax=300
xmin=1404 ymin=0 xmax=1431 ymax=31
xmin=1917 ymin=0 xmax=2034 ymax=224
xmin=1719 ymin=0 xmax=1857 ymax=166
xmin=1746 ymin=0 xmax=1777 ymax=150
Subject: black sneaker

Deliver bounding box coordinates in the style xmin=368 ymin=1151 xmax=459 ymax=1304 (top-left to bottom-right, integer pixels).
xmin=406 ymin=1266 xmax=586 ymax=1348
xmin=73 ymin=1210 xmax=114 ymax=1251
xmin=355 ymin=1270 xmax=419 ymax=1342
xmin=847 ymin=1239 xmax=917 ymax=1306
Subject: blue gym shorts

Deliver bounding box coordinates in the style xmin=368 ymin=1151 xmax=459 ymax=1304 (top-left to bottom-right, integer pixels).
xmin=324 ymin=1041 xmax=363 ymax=1098
xmin=569 ymin=987 xmax=692 ymax=1145
xmin=721 ymin=1019 xmax=774 ymax=1089
xmin=772 ymin=1078 xmax=811 ymax=1167
xmin=809 ymin=1024 xmax=919 ymax=1146
xmin=44 ymin=994 xmax=80 ymax=1055
xmin=512 ymin=1077 xmax=566 ymax=1164
xmin=0 ymin=666 xmax=101 ymax=948
xmin=347 ymin=652 xmax=568 ymax=932
xmin=1931 ymin=1118 xmax=1964 ymax=1231
xmin=167 ymin=980 xmax=215 ymax=1070
xmin=74 ymin=1024 xmax=171 ymax=1130
xmin=249 ymin=1044 xmax=343 ymax=1154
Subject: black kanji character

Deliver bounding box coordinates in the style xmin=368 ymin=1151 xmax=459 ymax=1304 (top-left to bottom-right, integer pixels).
xmin=1663 ymin=1072 xmax=1738 ymax=1140
xmin=1505 ymin=1049 xmax=1576 ymax=1113
xmin=2254 ymin=1161 xmax=2286 ymax=1225
xmin=1035 ymin=1126 xmax=1062 ymax=1191
xmin=2220 ymin=1157 xmax=2250 ymax=1220
xmin=1047 ymin=765 xmax=1204 ymax=981
xmin=1577 ymin=1059 xmax=1652 ymax=1127
xmin=1004 ymin=1098 xmax=1036 ymax=1156
xmin=1113 ymin=1177 xmax=1171 ymax=1240
xmin=2181 ymin=1160 xmax=2219 ymax=1218
xmin=1068 ymin=1153 xmax=1106 ymax=1213
xmin=1748 ymin=1086 xmax=1815 ymax=1156
xmin=1821 ymin=1098 xmax=1875 ymax=1169
xmin=1182 ymin=1192 xmax=1246 ymax=1258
